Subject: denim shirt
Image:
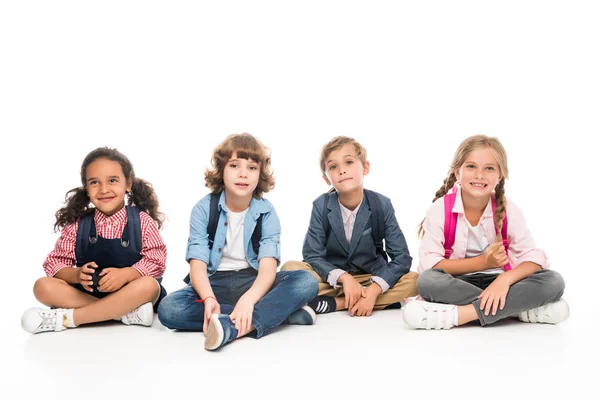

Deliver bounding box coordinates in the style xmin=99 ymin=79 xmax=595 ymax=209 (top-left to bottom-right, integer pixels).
xmin=186 ymin=191 xmax=281 ymax=275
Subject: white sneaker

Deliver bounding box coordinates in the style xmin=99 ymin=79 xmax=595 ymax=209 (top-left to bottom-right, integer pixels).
xmin=519 ymin=298 xmax=570 ymax=324
xmin=403 ymin=300 xmax=457 ymax=330
xmin=121 ymin=302 xmax=154 ymax=326
xmin=21 ymin=308 xmax=68 ymax=334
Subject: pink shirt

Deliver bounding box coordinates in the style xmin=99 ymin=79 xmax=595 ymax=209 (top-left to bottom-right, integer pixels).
xmin=44 ymin=207 xmax=167 ymax=279
xmin=418 ymin=187 xmax=549 ymax=274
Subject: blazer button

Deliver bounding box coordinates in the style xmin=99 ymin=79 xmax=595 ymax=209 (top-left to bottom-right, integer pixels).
xmin=218 ymin=247 xmax=222 ymax=252
xmin=224 ymin=222 xmax=228 ymax=226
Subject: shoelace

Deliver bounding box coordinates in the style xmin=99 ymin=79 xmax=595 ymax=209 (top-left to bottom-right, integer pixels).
xmin=39 ymin=310 xmax=58 ymax=331
xmin=124 ymin=309 xmax=143 ymax=324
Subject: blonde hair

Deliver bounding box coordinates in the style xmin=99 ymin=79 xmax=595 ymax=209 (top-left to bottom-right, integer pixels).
xmin=418 ymin=134 xmax=509 ymax=240
xmin=205 ymin=133 xmax=275 ymax=198
xmin=320 ymin=136 xmax=367 ymax=175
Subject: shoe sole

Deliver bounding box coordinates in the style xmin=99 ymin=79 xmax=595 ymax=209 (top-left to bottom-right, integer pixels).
xmin=204 ymin=314 xmax=224 ymax=350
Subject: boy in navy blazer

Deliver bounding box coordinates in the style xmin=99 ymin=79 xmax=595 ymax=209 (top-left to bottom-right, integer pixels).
xmin=282 ymin=136 xmax=418 ymax=316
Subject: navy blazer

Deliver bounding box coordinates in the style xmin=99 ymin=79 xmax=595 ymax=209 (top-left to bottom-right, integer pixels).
xmin=302 ymin=190 xmax=412 ymax=288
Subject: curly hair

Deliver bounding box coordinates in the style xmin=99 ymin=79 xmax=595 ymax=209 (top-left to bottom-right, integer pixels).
xmin=205 ymin=133 xmax=275 ymax=198
xmin=54 ymin=147 xmax=165 ymax=231
xmin=418 ymin=135 xmax=509 ymax=239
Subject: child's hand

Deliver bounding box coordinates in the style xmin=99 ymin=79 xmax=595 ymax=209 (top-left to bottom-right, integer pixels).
xmin=230 ymin=296 xmax=254 ymax=336
xmin=203 ymin=297 xmax=220 ymax=335
xmin=339 ymin=273 xmax=362 ymax=310
xmin=78 ymin=262 xmax=98 ymax=292
xmin=478 ymin=274 xmax=510 ymax=316
xmin=483 ymin=242 xmax=509 ymax=269
xmin=349 ymin=289 xmax=377 ymax=317
xmin=98 ymin=268 xmax=128 ymax=292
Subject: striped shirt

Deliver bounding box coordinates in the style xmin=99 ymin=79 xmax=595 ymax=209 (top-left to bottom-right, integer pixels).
xmin=44 ymin=207 xmax=167 ymax=278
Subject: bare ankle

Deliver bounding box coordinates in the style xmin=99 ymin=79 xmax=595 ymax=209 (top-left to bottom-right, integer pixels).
xmin=457 ymin=304 xmax=479 ymax=325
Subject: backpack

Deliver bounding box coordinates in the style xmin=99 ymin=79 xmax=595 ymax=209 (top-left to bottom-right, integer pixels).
xmin=184 ymin=192 xmax=263 ymax=283
xmin=443 ymin=190 xmax=512 ymax=271
xmin=322 ymin=189 xmax=389 ymax=261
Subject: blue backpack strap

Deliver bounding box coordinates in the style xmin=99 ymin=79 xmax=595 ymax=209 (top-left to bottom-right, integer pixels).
xmin=207 ymin=192 xmax=221 ymax=250
xmin=184 ymin=193 xmax=220 ymax=284
xmin=363 ymin=189 xmax=387 ymax=260
xmin=75 ymin=211 xmax=96 ymax=265
xmin=123 ymin=206 xmax=142 ymax=252
xmin=251 ymin=214 xmax=262 ymax=255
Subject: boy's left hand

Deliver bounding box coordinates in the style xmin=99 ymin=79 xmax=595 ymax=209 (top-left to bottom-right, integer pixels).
xmin=478 ymin=274 xmax=511 ymax=316
xmin=231 ymin=296 xmax=254 ymax=336
xmin=98 ymin=268 xmax=129 ymax=292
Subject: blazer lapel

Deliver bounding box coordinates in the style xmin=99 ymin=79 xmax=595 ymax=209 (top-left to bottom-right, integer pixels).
xmin=327 ymin=196 xmax=350 ymax=254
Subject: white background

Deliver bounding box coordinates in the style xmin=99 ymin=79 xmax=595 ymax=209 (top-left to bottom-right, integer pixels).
xmin=1 ymin=1 xmax=597 ymax=399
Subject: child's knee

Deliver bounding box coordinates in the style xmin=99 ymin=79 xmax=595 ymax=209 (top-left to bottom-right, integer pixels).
xmin=300 ymin=271 xmax=319 ymax=298
xmin=33 ymin=277 xmax=58 ymax=302
xmin=538 ymin=270 xmax=565 ymax=301
xmin=132 ymin=276 xmax=160 ymax=300
xmin=157 ymin=294 xmax=177 ymax=327
xmin=281 ymin=260 xmax=306 ymax=272
xmin=288 ymin=270 xmax=320 ymax=299
xmin=416 ymin=269 xmax=442 ymax=299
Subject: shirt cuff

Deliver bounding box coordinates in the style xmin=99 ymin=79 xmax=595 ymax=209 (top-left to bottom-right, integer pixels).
xmin=327 ymin=269 xmax=348 ymax=288
xmin=370 ymin=276 xmax=390 ymax=293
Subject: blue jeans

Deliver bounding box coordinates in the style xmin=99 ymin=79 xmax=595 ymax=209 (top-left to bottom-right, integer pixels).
xmin=157 ymin=269 xmax=318 ymax=338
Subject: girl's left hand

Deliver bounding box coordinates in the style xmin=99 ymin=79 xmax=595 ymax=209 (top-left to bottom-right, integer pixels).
xmin=230 ymin=296 xmax=254 ymax=336
xmin=98 ymin=268 xmax=128 ymax=292
xmin=478 ymin=274 xmax=510 ymax=316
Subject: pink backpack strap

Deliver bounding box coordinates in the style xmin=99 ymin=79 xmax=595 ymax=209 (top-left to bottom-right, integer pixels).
xmin=491 ymin=196 xmax=512 ymax=271
xmin=443 ymin=192 xmax=458 ymax=259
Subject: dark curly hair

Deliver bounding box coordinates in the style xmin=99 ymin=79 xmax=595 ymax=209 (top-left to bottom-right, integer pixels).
xmin=205 ymin=133 xmax=275 ymax=198
xmin=54 ymin=147 xmax=165 ymax=231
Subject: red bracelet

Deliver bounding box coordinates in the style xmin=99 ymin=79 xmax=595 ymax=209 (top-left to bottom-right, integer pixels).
xmin=195 ymin=296 xmax=216 ymax=303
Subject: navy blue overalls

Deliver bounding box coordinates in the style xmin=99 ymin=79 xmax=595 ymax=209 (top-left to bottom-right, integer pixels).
xmin=75 ymin=206 xmax=166 ymax=310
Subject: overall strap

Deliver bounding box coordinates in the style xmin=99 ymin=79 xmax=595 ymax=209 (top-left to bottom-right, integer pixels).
xmin=75 ymin=211 xmax=96 ymax=264
xmin=124 ymin=206 xmax=142 ymax=252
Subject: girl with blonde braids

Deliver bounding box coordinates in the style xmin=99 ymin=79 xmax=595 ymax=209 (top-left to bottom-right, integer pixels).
xmin=403 ymin=135 xmax=569 ymax=330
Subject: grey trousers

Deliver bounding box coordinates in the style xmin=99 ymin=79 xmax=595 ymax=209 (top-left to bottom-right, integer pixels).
xmin=417 ymin=268 xmax=565 ymax=326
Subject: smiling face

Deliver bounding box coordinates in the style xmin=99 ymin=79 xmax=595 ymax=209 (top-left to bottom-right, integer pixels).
xmin=222 ymin=151 xmax=260 ymax=201
xmin=85 ymin=158 xmax=131 ymax=216
xmin=322 ymin=143 xmax=370 ymax=194
xmin=455 ymin=146 xmax=501 ymax=200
